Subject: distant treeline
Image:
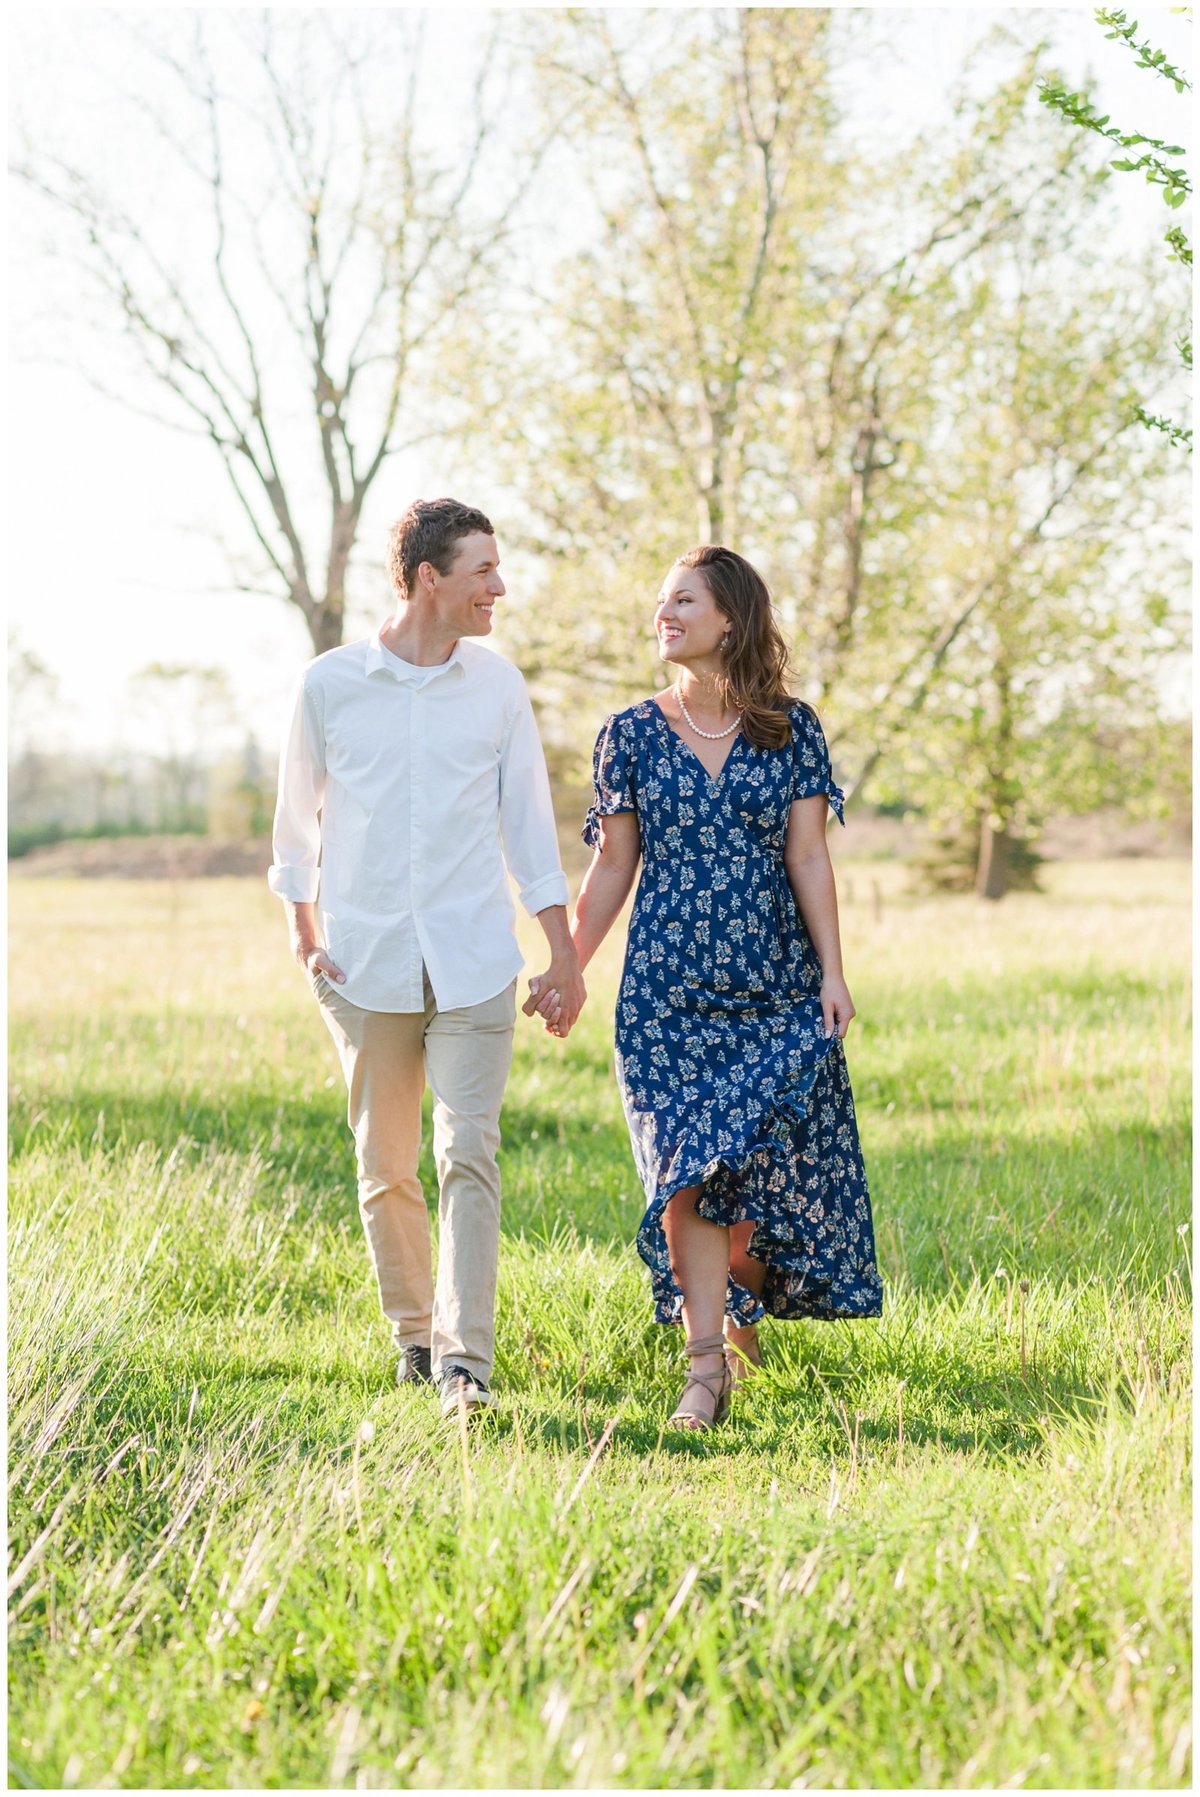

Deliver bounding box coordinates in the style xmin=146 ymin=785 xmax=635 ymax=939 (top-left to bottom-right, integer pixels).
xmin=8 ymin=738 xmax=274 ymax=859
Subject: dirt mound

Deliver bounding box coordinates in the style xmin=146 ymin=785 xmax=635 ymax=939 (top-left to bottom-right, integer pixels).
xmin=10 ymin=836 xmax=273 ymax=879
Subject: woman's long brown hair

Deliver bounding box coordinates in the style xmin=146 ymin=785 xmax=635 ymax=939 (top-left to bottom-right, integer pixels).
xmin=674 ymin=545 xmax=807 ymax=750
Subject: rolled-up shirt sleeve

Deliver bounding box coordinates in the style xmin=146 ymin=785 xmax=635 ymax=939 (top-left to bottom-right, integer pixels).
xmin=267 ymin=673 xmax=326 ymax=903
xmin=498 ymin=682 xmax=570 ymax=916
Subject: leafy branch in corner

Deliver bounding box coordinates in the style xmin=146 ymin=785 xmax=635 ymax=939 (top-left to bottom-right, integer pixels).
xmin=1038 ymin=8 xmax=1191 ymax=448
xmin=1134 ymin=407 xmax=1193 ymax=448
xmin=1035 ymin=86 xmax=1188 ymax=212
xmin=1095 ymin=7 xmax=1191 ymax=92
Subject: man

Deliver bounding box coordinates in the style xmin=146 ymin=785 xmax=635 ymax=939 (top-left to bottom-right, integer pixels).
xmin=269 ymin=497 xmax=586 ymax=1417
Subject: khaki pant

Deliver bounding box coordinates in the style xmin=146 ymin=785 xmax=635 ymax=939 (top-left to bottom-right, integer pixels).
xmin=315 ymin=969 xmax=517 ymax=1384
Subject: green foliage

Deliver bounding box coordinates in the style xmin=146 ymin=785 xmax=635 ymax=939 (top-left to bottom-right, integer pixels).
xmin=1163 ymin=223 xmax=1193 ymax=269
xmin=1095 ymin=8 xmax=1192 ymax=92
xmin=495 ymin=15 xmax=1190 ymax=890
xmin=1035 ymin=85 xmax=1189 ymax=207
xmin=6 ymin=817 xmax=207 ymax=860
xmin=8 ymin=819 xmax=68 ymax=860
xmin=1136 ymin=406 xmax=1195 ymax=448
xmin=6 ymin=870 xmax=1192 ymax=1788
xmin=1037 ymin=8 xmax=1191 ymax=447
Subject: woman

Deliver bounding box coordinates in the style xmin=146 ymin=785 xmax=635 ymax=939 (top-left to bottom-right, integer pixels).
xmin=566 ymin=546 xmax=882 ymax=1430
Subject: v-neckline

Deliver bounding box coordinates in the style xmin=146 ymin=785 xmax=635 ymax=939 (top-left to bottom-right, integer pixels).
xmin=650 ymin=697 xmax=744 ymax=790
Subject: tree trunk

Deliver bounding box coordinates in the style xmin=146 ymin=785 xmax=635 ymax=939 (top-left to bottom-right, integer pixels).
xmin=699 ymin=486 xmax=720 ymax=543
xmin=975 ymin=652 xmax=1018 ymax=900
xmin=975 ymin=817 xmax=1012 ymax=901
xmin=831 ymin=402 xmax=886 ymax=680
xmin=308 ymin=600 xmax=345 ymax=656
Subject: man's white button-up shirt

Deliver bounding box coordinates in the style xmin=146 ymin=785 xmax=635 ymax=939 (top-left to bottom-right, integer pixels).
xmin=268 ymin=633 xmax=569 ymax=1012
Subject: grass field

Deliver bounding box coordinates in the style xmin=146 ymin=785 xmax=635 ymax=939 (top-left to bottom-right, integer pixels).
xmin=8 ymin=862 xmax=1192 ymax=1789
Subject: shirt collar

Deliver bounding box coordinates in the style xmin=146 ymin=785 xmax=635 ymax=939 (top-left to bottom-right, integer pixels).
xmin=365 ymin=631 xmax=465 ymax=685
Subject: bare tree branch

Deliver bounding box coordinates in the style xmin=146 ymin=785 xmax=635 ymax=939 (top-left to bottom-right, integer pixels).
xmin=14 ymin=13 xmax=551 ymax=655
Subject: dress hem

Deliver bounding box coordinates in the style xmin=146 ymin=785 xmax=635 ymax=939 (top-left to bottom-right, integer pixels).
xmin=632 ymin=1035 xmax=884 ymax=1326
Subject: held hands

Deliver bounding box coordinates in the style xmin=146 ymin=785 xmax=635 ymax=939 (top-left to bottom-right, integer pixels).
xmin=820 ymin=975 xmax=856 ymax=1041
xmin=523 ymin=954 xmax=587 ymax=1039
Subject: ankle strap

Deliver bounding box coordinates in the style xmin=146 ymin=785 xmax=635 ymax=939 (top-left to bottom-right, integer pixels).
xmin=683 ymin=1333 xmax=725 ymax=1356
xmin=678 ymin=1366 xmax=726 ymax=1399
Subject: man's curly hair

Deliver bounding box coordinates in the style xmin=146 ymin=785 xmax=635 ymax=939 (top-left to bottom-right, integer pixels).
xmin=386 ymin=498 xmax=495 ymax=598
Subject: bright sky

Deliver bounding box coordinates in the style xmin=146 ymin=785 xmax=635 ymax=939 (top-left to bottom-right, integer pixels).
xmin=8 ymin=5 xmax=1193 ymax=756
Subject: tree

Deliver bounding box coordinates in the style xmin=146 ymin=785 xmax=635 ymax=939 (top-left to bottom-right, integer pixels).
xmin=1039 ymin=6 xmax=1191 ymax=449
xmin=493 ymin=7 xmax=853 ymax=724
xmin=130 ymin=662 xmax=236 ymax=831
xmin=863 ymin=215 xmax=1189 ymax=895
xmin=498 ymin=14 xmax=1087 ymax=716
xmin=8 ymin=640 xmax=63 ymax=834
xmin=13 ymin=13 xmax=548 ymax=654
xmin=498 ymin=10 xmax=1187 ymax=895
xmin=8 ymin=639 xmax=60 ymax=759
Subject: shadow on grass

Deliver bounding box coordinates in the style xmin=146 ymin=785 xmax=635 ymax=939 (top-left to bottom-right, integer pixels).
xmin=15 ymin=1325 xmax=1145 ymax=1511
xmin=11 ymin=1086 xmax=348 ymax=1175
xmin=23 ymin=1357 xmax=388 ymax=1489
xmin=10 ymin=1085 xmax=638 ymax=1243
xmin=11 ymin=1086 xmax=1187 ymax=1279
xmin=503 ymin=1346 xmax=1122 ymax=1466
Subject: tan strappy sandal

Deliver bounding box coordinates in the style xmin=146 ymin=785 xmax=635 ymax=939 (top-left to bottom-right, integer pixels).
xmin=668 ymin=1333 xmax=732 ymax=1430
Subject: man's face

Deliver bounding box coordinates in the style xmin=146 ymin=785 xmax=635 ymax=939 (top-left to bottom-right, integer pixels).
xmin=423 ymin=532 xmax=505 ymax=637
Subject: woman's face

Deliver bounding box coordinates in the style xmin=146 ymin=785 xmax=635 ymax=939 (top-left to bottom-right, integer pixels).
xmin=654 ymin=563 xmax=730 ymax=669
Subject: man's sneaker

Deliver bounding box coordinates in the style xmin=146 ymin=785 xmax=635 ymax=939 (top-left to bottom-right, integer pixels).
xmin=438 ymin=1364 xmax=495 ymax=1418
xmin=397 ymin=1345 xmax=433 ymax=1387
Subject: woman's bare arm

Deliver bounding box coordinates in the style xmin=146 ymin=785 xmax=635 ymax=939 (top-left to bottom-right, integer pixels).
xmin=783 ymin=796 xmax=856 ymax=1039
xmin=571 ymin=812 xmax=642 ymax=972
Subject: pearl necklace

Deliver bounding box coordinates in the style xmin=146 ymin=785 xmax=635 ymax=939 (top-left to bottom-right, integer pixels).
xmin=675 ymin=685 xmax=742 ymax=740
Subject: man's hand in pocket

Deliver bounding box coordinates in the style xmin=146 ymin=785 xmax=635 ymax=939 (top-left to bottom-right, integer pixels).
xmin=303 ymin=946 xmax=346 ymax=986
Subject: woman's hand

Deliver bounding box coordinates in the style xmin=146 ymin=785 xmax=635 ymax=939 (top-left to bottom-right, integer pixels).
xmin=819 ymin=975 xmax=856 ymax=1041
xmin=525 ymin=959 xmax=586 ymax=1037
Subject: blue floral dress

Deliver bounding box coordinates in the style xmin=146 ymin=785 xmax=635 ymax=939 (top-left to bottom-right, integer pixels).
xmin=583 ymin=699 xmax=883 ymax=1326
